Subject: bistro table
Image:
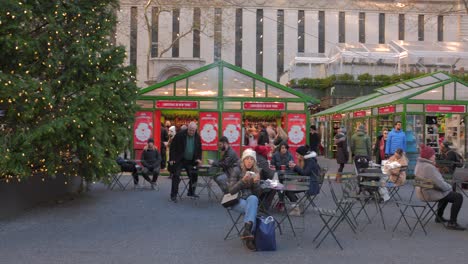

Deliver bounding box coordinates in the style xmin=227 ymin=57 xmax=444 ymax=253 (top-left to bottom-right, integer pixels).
xmin=359 ymin=179 xmax=387 ymax=230
xmin=261 ymin=182 xmax=310 ymax=238
xmin=195 ymin=164 xmax=221 ymax=201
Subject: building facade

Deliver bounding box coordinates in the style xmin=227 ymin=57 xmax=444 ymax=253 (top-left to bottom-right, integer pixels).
xmin=117 ymin=0 xmax=467 ymax=87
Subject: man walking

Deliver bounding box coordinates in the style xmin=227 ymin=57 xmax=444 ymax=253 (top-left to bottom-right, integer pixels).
xmin=169 ymin=122 xmax=202 ymax=202
xmin=385 ymin=121 xmax=406 ymax=157
xmin=309 ymin=125 xmax=320 ymax=154
xmin=350 ymin=125 xmax=371 ymax=172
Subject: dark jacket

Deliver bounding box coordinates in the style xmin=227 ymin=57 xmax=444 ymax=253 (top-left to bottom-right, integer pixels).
xmin=227 ymin=166 xmax=262 ymax=199
xmin=309 ymin=132 xmax=320 ymax=153
xmin=271 ymin=151 xmax=294 ymax=171
xmin=335 ymin=133 xmax=349 ymax=164
xmin=256 ymin=154 xmax=275 ymax=180
xmin=258 ymin=128 xmax=269 ymax=146
xmin=212 ymin=146 xmax=240 ymax=178
xmin=169 ymin=129 xmax=202 ymax=163
xmin=160 ymin=125 xmax=169 ymax=152
xmin=141 ymin=147 xmax=161 ymax=169
xmin=293 ymin=152 xmax=321 ymax=195
xmin=373 ymin=135 xmax=386 ymax=165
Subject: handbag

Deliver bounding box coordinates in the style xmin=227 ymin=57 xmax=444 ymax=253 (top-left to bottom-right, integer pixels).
xmin=255 ymin=216 xmax=277 ymax=251
xmin=221 ymin=193 xmax=240 ymax=208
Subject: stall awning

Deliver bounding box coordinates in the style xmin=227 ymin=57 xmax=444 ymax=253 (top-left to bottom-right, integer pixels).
xmin=313 ymin=92 xmax=381 ymax=116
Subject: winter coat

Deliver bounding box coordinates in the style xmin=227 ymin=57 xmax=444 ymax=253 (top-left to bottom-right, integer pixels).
xmin=226 ymin=166 xmax=262 ymax=199
xmin=141 ymin=147 xmax=161 ymax=170
xmin=414 ymin=157 xmax=452 ymax=202
xmin=169 ymin=129 xmax=202 ymax=164
xmin=373 ymin=135 xmax=386 ymax=165
xmin=293 ymin=152 xmax=321 ymax=195
xmin=335 ymin=133 xmax=349 ymax=164
xmin=386 ymin=154 xmax=408 ymax=186
xmin=212 ymin=147 xmax=241 ymax=194
xmin=257 ymin=128 xmax=269 ymax=146
xmin=256 ymin=154 xmax=275 ymax=180
xmin=271 ymin=151 xmax=294 ymax=171
xmin=350 ymin=130 xmax=371 ymax=157
xmin=385 ymin=129 xmax=406 ymax=155
xmin=309 ymin=132 xmax=320 ymax=153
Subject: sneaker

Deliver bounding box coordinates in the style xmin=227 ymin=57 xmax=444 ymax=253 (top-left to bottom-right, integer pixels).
xmin=446 ymin=222 xmax=466 ymax=231
xmin=435 ymin=216 xmax=449 ymax=223
xmin=244 ymin=240 xmax=256 ymax=251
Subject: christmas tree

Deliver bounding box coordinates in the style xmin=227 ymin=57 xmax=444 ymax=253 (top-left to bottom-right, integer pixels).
xmin=0 ymin=0 xmax=138 ymax=183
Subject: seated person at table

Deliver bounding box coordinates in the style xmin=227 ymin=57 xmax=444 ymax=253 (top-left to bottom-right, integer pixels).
xmin=271 ymin=142 xmax=294 ymax=173
xmin=289 ymin=145 xmax=320 ymax=196
xmin=438 ymin=141 xmax=462 ymax=175
xmin=225 ymin=149 xmax=262 ymax=251
xmin=255 ymin=145 xmax=284 ymax=210
xmin=415 ymin=144 xmax=465 ymax=231
xmin=139 ymin=138 xmax=161 ymax=190
xmin=209 ymin=136 xmax=240 ymax=193
xmin=270 ymin=143 xmax=298 ymax=208
xmin=383 ymin=148 xmax=408 ymax=186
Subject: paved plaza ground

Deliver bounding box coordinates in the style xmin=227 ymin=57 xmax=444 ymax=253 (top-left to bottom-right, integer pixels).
xmin=1 ymin=157 xmax=468 ymax=264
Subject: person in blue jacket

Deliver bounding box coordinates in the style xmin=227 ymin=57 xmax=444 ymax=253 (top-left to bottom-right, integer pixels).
xmin=385 ymin=121 xmax=406 ymax=157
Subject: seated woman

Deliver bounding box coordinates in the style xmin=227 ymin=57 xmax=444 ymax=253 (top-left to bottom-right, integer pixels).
xmin=270 ymin=142 xmax=298 ymax=209
xmin=385 ymin=148 xmax=408 ymax=186
xmin=289 ymin=145 xmax=320 ymax=196
xmin=415 ymin=144 xmax=465 ymax=231
xmin=226 ymin=149 xmax=262 ymax=251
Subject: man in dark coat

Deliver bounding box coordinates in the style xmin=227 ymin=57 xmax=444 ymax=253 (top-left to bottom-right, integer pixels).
xmin=257 ymin=122 xmax=269 ymax=146
xmin=309 ymin=125 xmax=320 ymax=154
xmin=169 ymin=122 xmax=202 ymax=202
xmin=140 ymin=138 xmax=161 ymax=190
xmin=160 ymin=123 xmax=169 ymax=169
xmin=209 ymin=136 xmax=240 ymax=193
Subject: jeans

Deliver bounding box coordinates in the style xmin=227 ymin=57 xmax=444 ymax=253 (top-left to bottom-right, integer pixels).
xmin=438 ymin=191 xmax=463 ymax=223
xmin=232 ymin=195 xmax=258 ymax=231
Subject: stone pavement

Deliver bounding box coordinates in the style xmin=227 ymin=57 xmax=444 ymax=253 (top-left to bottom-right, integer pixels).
xmin=1 ymin=157 xmax=468 ymax=264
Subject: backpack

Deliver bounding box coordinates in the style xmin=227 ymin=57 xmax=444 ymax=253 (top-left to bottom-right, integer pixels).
xmin=449 ymin=151 xmax=465 ymax=168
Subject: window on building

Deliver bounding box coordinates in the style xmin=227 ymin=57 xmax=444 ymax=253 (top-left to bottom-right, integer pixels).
xmin=379 ymin=13 xmax=385 ymax=44
xmin=214 ymin=8 xmax=222 ymax=61
xmin=418 ymin=14 xmax=424 ymax=41
xmin=172 ymin=9 xmax=180 ymax=57
xmin=338 ymin=12 xmax=345 ymax=43
xmin=398 ymin=14 xmax=405 ymax=40
xmin=277 ymin=9 xmax=284 ymax=81
xmin=438 ymin=15 xmax=443 ymax=41
xmin=193 ymin=7 xmax=201 ymax=58
xmin=235 ymin=8 xmax=242 ymax=67
xmin=359 ymin=12 xmax=365 ymax=43
xmin=318 ymin=11 xmax=325 ymax=53
xmin=256 ymin=9 xmax=263 ymax=76
xmin=298 ymin=10 xmax=305 ymax=53
xmin=130 ymin=7 xmax=137 ymax=66
xmin=151 ymin=7 xmax=159 ymax=58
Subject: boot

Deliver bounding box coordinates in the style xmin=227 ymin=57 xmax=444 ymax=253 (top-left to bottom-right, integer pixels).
xmin=335 ymin=173 xmax=342 ymax=183
xmin=241 ymin=221 xmax=254 ymax=240
xmin=244 ymin=240 xmax=256 ymax=251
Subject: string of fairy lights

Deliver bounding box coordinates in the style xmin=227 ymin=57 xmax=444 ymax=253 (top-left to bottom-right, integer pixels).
xmin=1 ymin=2 xmax=136 ymax=184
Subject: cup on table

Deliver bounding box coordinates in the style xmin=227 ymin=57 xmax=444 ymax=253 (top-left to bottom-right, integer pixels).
xmin=280 ymin=165 xmax=286 ymax=171
xmin=269 ymin=165 xmax=276 ymax=171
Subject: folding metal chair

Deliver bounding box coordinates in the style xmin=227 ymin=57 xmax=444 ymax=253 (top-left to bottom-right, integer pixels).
xmin=341 ymin=178 xmax=373 ymax=226
xmin=312 ymin=177 xmax=357 ymax=250
xmin=224 ymin=208 xmax=245 ymax=240
xmin=392 ymin=177 xmax=442 ymax=236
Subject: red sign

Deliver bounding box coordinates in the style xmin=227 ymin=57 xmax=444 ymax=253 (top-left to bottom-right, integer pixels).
xmin=332 ymin=113 xmax=342 ymax=120
xmin=243 ymin=102 xmax=285 ymax=110
xmin=199 ymin=112 xmax=219 ymax=151
xmin=156 ymin=100 xmax=198 ymax=109
xmin=133 ymin=111 xmax=153 ymax=149
xmin=378 ymin=106 xmax=395 ymax=114
xmin=222 ymin=112 xmax=242 ymax=156
xmin=425 ymin=104 xmax=466 ymax=113
xmin=353 ymin=111 xmax=366 ymax=118
xmin=287 ymin=113 xmax=307 ymax=160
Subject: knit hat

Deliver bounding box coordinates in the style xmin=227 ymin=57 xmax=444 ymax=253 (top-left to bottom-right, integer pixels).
xmin=296 ymin=145 xmax=309 ymax=156
xmin=358 ymin=125 xmax=365 ymax=131
xmin=255 ymin=145 xmax=270 ymax=159
xmin=241 ymin=148 xmax=257 ymax=162
xmin=420 ymin=144 xmax=435 ymax=159
xmin=148 ymin=138 xmax=154 ymax=144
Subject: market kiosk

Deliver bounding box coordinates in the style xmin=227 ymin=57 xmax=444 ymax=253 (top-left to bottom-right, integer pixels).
xmin=315 ymin=72 xmax=468 ymax=173
xmin=134 ymin=60 xmax=318 ymax=162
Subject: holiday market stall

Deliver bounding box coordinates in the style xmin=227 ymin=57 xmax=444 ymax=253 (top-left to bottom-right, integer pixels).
xmin=314 ymin=72 xmax=468 ymax=172
xmin=134 ymin=60 xmax=318 ymax=161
